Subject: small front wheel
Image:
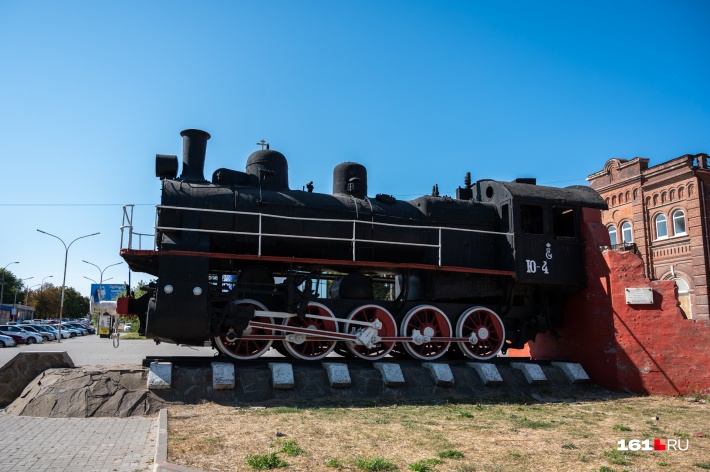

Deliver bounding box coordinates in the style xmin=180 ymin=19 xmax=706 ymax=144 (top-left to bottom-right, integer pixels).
xmin=26 ymin=337 xmax=35 ymax=345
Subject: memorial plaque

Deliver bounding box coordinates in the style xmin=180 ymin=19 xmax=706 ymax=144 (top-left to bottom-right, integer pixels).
xmin=625 ymin=287 xmax=653 ymax=305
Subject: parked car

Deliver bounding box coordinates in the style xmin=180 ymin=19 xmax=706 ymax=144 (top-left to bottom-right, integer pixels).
xmin=57 ymin=324 xmax=81 ymax=338
xmin=123 ymin=323 xmax=132 ymax=332
xmin=0 ymin=325 xmax=44 ymax=344
xmin=44 ymin=325 xmax=70 ymax=339
xmin=0 ymin=333 xmax=17 ymax=348
xmin=32 ymin=324 xmax=61 ymax=340
xmin=73 ymin=321 xmax=96 ymax=334
xmin=0 ymin=332 xmax=24 ymax=346
xmin=21 ymin=325 xmax=56 ymax=342
xmin=63 ymin=323 xmax=89 ymax=336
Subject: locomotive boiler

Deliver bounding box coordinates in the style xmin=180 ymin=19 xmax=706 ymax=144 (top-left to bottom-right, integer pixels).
xmin=118 ymin=129 xmax=606 ymax=361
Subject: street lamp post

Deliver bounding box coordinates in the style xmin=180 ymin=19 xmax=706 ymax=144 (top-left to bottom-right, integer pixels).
xmin=24 ymin=283 xmax=41 ymax=319
xmin=41 ymin=275 xmax=54 ymax=288
xmin=37 ymin=230 xmax=99 ymax=342
xmin=83 ymin=260 xmax=123 ymax=303
xmin=84 ymin=276 xmax=114 ymax=285
xmin=1 ymin=261 xmax=19 ymax=309
xmin=12 ymin=277 xmax=34 ymax=321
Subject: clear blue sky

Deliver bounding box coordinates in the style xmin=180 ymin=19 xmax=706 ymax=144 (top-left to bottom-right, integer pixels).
xmin=1 ymin=0 xmax=708 ymax=299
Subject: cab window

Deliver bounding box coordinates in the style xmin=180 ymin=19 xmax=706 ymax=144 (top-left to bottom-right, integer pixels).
xmin=520 ymin=205 xmax=543 ymax=234
xmin=552 ymin=207 xmax=576 ymax=238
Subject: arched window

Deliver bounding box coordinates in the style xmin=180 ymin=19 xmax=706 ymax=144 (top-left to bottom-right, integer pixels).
xmin=625 ymin=191 xmax=630 ymax=202
xmin=612 ymin=195 xmax=617 ymax=206
xmin=673 ymin=278 xmax=692 ymax=319
xmin=655 ymin=214 xmax=668 ymax=239
xmin=621 ymin=221 xmax=633 ymax=243
xmin=673 ymin=210 xmax=686 ymax=235
xmin=608 ymin=225 xmax=618 ymax=245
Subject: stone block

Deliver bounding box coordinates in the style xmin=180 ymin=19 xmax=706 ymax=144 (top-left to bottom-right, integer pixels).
xmin=211 ymin=362 xmax=235 ymax=390
xmin=551 ymin=362 xmax=590 ymax=384
xmin=422 ymin=363 xmax=454 ymax=387
xmin=268 ymin=363 xmax=294 ymax=390
xmin=467 ymin=362 xmax=503 ymax=386
xmin=510 ymin=362 xmax=547 ymax=385
xmin=323 ymin=363 xmax=351 ymax=388
xmin=374 ymin=363 xmax=405 ymax=388
xmin=148 ymin=362 xmax=172 ymax=390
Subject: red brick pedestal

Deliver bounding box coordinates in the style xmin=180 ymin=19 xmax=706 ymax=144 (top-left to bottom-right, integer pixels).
xmin=529 ymin=210 xmax=710 ymax=396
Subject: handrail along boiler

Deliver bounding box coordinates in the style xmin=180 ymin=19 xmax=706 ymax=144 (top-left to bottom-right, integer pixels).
xmin=118 ymin=129 xmax=606 ymax=361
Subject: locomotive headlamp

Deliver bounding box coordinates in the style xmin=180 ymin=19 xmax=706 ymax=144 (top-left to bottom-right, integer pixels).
xmin=163 ymin=284 xmax=173 ymax=294
xmin=193 ymin=286 xmax=203 ymax=296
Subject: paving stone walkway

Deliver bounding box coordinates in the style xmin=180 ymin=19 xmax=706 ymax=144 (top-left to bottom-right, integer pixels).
xmin=0 ymin=412 xmax=156 ymax=472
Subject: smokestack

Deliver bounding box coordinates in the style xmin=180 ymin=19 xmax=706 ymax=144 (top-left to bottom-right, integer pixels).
xmin=179 ymin=129 xmax=211 ymax=181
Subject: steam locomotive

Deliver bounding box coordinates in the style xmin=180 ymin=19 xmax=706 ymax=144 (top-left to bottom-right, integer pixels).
xmin=118 ymin=129 xmax=606 ymax=361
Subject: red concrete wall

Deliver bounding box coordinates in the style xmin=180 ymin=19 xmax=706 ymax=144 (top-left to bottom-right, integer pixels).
xmin=530 ymin=209 xmax=710 ymax=396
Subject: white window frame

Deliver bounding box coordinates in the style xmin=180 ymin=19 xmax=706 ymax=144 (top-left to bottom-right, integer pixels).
xmin=608 ymin=225 xmax=618 ymax=246
xmin=655 ymin=214 xmax=668 ymax=240
xmin=621 ymin=221 xmax=633 ymax=243
xmin=672 ymin=210 xmax=686 ymax=236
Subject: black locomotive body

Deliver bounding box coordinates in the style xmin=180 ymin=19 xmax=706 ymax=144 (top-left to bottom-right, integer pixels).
xmin=119 ymin=129 xmax=606 ymax=361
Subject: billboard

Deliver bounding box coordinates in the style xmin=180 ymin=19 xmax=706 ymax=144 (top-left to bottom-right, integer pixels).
xmin=90 ymin=284 xmax=125 ymax=303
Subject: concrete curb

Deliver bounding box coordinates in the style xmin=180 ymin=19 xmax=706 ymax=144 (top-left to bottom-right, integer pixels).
xmin=153 ymin=409 xmax=204 ymax=472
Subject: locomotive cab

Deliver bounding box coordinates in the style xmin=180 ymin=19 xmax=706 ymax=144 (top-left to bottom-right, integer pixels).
xmin=477 ymin=179 xmax=606 ymax=287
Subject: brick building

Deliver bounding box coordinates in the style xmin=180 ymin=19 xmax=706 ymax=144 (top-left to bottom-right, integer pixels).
xmin=587 ymin=153 xmax=710 ymax=320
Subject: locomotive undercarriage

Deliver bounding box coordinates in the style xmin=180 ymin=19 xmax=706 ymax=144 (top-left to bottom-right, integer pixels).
xmin=201 ymin=265 xmax=557 ymax=362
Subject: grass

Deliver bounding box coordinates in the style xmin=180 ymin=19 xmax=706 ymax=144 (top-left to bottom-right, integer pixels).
xmin=167 ymin=396 xmax=710 ymax=472
xmin=245 ymin=452 xmax=287 ymax=469
xmin=513 ymin=416 xmax=555 ymax=429
xmin=278 ymin=439 xmax=306 ymax=456
xmin=603 ymin=449 xmax=631 ymax=465
xmin=355 ymin=457 xmax=397 ymax=471
xmin=408 ymin=458 xmax=442 ymax=471
xmin=324 ymin=457 xmax=345 ymax=468
xmin=436 ymin=449 xmax=464 ymax=459
xmin=117 ymin=332 xmax=145 ymax=340
xmin=612 ymin=423 xmax=631 ymax=431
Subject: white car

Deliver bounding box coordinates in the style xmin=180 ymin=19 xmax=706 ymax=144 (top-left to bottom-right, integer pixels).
xmin=45 ymin=326 xmax=70 ymax=339
xmin=0 ymin=325 xmax=43 ymax=344
xmin=62 ymin=323 xmax=88 ymax=336
xmin=21 ymin=325 xmax=56 ymax=342
xmin=57 ymin=325 xmax=81 ymax=338
xmin=0 ymin=333 xmax=17 ymax=347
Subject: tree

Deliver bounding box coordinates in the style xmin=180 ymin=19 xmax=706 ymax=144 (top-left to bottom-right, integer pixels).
xmin=131 ymin=279 xmax=155 ymax=299
xmin=32 ymin=285 xmax=61 ymax=318
xmin=29 ymin=284 xmax=89 ymax=319
xmin=63 ymin=287 xmax=89 ymax=318
xmin=0 ymin=268 xmax=22 ymax=305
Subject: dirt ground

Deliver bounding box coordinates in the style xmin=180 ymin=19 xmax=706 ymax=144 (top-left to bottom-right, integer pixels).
xmin=168 ymin=395 xmax=709 ymax=472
